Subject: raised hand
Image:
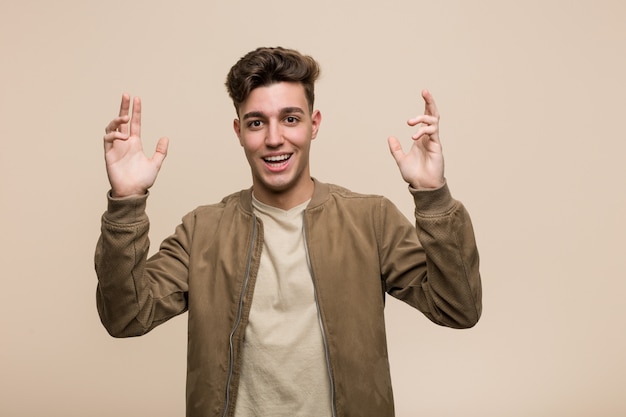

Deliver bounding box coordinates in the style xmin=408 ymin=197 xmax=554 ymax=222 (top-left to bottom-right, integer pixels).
xmin=103 ymin=94 xmax=169 ymax=198
xmin=387 ymin=89 xmax=445 ymax=190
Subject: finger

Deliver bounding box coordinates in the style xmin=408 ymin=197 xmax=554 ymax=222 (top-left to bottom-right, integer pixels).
xmin=118 ymin=93 xmax=131 ymax=135
xmin=103 ymin=131 xmax=130 ymax=144
xmin=407 ymin=114 xmax=439 ymax=127
xmin=151 ymin=137 xmax=169 ymax=169
xmin=130 ymin=96 xmax=141 ymax=138
xmin=407 ymin=114 xmax=439 ymax=142
xmin=411 ymin=125 xmax=439 ymax=142
xmin=104 ymin=130 xmax=129 ymax=142
xmin=387 ymin=136 xmax=404 ymax=165
xmin=422 ymin=89 xmax=440 ymax=118
xmin=105 ymin=115 xmax=130 ymax=134
xmin=103 ymin=131 xmax=130 ymax=151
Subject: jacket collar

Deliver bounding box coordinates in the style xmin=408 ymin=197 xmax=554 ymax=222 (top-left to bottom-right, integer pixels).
xmin=239 ymin=178 xmax=330 ymax=213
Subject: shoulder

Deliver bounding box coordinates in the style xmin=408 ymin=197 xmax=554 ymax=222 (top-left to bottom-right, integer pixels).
xmin=185 ymin=189 xmax=251 ymax=221
xmin=310 ymin=182 xmax=411 ymax=235
xmin=312 ymin=180 xmax=394 ymax=213
xmin=326 ymin=182 xmax=390 ymax=206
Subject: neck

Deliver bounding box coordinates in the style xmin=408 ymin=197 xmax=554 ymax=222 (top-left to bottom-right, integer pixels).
xmin=253 ymin=178 xmax=314 ymax=210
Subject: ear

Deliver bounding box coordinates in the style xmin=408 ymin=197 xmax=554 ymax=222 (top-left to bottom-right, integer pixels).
xmin=233 ymin=118 xmax=243 ymax=146
xmin=311 ymin=110 xmax=322 ymax=140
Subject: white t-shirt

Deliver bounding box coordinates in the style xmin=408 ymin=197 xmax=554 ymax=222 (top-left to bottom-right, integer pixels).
xmin=234 ymin=197 xmax=332 ymax=417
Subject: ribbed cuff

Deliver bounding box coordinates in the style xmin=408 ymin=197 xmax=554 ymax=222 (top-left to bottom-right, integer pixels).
xmin=409 ymin=181 xmax=456 ymax=216
xmin=104 ymin=190 xmax=149 ymax=224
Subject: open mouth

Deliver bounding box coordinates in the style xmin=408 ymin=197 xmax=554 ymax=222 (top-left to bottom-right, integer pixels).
xmin=263 ymin=153 xmax=292 ymax=168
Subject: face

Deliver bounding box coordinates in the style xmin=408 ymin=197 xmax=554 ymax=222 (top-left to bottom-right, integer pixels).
xmin=234 ymin=82 xmax=322 ymax=208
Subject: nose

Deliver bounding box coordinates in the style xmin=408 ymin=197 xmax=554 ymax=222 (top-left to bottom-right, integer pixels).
xmin=265 ymin=122 xmax=284 ymax=147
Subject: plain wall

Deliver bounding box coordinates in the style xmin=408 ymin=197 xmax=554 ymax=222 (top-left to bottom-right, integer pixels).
xmin=1 ymin=1 xmax=625 ymax=416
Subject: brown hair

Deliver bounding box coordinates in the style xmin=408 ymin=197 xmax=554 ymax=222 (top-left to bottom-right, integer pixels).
xmin=225 ymin=46 xmax=320 ymax=114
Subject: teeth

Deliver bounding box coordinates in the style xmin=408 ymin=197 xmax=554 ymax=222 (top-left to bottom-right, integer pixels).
xmin=264 ymin=154 xmax=291 ymax=162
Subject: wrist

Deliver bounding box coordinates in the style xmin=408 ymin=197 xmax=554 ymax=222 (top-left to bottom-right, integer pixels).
xmin=408 ymin=177 xmax=445 ymax=191
xmin=110 ymin=187 xmax=148 ymax=199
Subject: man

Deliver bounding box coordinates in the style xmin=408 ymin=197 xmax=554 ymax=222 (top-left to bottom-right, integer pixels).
xmin=96 ymin=46 xmax=482 ymax=417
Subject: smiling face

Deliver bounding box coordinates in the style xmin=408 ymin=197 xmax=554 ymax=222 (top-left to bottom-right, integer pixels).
xmin=234 ymin=81 xmax=322 ymax=209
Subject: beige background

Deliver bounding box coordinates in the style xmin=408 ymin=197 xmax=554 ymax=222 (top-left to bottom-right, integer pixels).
xmin=1 ymin=0 xmax=625 ymax=416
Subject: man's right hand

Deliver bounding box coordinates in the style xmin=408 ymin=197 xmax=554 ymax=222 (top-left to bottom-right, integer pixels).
xmin=103 ymin=94 xmax=169 ymax=198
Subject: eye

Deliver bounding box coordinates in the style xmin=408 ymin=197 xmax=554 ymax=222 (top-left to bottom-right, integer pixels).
xmin=247 ymin=120 xmax=263 ymax=129
xmin=284 ymin=116 xmax=299 ymax=124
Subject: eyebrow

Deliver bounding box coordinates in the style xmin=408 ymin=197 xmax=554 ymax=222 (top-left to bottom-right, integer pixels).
xmin=242 ymin=107 xmax=306 ymax=120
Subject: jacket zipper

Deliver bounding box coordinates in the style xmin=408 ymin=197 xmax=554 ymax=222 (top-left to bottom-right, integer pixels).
xmin=222 ymin=215 xmax=258 ymax=417
xmin=303 ymin=217 xmax=338 ymax=417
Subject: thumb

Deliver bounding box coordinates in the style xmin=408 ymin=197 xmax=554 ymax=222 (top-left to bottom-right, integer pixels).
xmin=387 ymin=136 xmax=404 ymax=165
xmin=152 ymin=137 xmax=169 ymax=168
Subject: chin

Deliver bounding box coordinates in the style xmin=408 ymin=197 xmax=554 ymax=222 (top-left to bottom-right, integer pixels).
xmin=263 ymin=180 xmax=294 ymax=193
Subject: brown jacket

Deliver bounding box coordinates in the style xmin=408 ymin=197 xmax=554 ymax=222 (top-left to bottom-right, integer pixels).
xmin=95 ymin=180 xmax=482 ymax=417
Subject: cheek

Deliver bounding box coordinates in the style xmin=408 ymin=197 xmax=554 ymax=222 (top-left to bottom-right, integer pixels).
xmin=242 ymin=147 xmax=258 ymax=168
xmin=291 ymin=129 xmax=313 ymax=146
xmin=240 ymin=134 xmax=261 ymax=152
xmin=242 ymin=144 xmax=257 ymax=160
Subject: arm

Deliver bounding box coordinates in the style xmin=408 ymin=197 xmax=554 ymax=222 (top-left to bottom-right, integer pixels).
xmin=381 ymin=187 xmax=482 ymax=328
xmin=384 ymin=90 xmax=481 ymax=328
xmin=95 ymin=194 xmax=192 ymax=337
xmin=96 ymin=95 xmax=185 ymax=337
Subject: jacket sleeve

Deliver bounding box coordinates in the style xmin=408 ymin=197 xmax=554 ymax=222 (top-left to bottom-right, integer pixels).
xmin=94 ymin=192 xmax=192 ymax=337
xmin=381 ymin=182 xmax=482 ymax=328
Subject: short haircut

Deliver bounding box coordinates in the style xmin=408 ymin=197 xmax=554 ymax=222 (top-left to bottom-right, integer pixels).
xmin=225 ymin=46 xmax=320 ymax=115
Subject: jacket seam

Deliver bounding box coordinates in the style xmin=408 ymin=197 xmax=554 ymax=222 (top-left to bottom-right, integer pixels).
xmin=450 ymin=213 xmax=480 ymax=324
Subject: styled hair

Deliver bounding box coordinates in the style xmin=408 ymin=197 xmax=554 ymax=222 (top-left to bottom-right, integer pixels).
xmin=225 ymin=46 xmax=320 ymax=114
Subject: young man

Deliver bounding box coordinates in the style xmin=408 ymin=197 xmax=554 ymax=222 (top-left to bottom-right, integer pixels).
xmin=96 ymin=47 xmax=482 ymax=417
